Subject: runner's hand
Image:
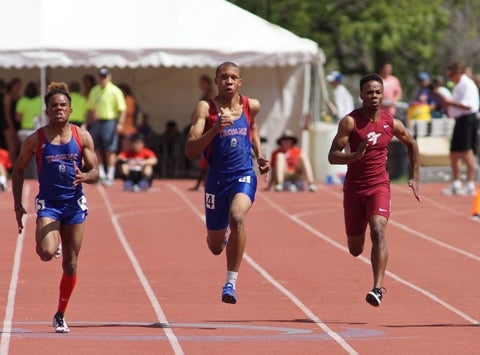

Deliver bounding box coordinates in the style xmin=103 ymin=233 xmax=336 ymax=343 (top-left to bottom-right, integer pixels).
xmin=408 ymin=179 xmax=422 ymax=202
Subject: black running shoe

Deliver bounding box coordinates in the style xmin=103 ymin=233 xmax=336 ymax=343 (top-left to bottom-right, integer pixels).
xmin=366 ymin=287 xmax=386 ymax=307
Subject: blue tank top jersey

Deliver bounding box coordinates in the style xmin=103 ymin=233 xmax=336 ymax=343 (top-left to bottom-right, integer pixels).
xmin=36 ymin=125 xmax=84 ymax=200
xmin=204 ymin=95 xmax=253 ymax=177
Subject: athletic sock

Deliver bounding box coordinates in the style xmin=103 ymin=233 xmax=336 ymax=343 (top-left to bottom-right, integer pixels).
xmin=99 ymin=163 xmax=107 ymax=180
xmin=107 ymin=166 xmax=116 ymax=181
xmin=57 ymin=273 xmax=77 ymax=314
xmin=225 ymin=271 xmax=238 ymax=289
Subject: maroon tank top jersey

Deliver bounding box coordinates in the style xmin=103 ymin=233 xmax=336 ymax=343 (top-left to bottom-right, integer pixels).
xmin=344 ymin=108 xmax=394 ymax=191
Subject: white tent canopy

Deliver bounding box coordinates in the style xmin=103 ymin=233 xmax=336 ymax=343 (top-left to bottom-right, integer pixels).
xmin=0 ymin=0 xmax=327 ymax=159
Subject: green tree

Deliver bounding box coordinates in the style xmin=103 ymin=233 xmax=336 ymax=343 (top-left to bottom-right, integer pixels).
xmin=229 ymin=0 xmax=450 ymax=97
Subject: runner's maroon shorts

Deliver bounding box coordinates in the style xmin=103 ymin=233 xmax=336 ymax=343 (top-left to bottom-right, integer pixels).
xmin=343 ymin=182 xmax=391 ymax=236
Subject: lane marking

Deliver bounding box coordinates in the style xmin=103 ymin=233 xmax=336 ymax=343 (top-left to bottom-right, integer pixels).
xmin=1 ymin=185 xmax=30 ymax=355
xmin=5 ymin=321 xmax=389 ymax=342
xmin=322 ymin=185 xmax=480 ymax=261
xmin=97 ymin=185 xmax=184 ymax=355
xmin=259 ymin=191 xmax=480 ymax=326
xmin=168 ymin=183 xmax=359 ymax=355
xmin=391 ymin=184 xmax=469 ymax=219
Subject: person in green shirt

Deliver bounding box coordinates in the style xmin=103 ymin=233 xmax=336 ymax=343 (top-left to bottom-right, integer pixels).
xmin=86 ymin=68 xmax=126 ymax=186
xmin=15 ymin=81 xmax=42 ymax=130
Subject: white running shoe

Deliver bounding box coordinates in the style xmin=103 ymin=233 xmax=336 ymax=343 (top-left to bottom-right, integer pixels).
xmin=288 ymin=184 xmax=298 ymax=192
xmin=442 ymin=186 xmax=467 ymax=196
xmin=102 ymin=178 xmax=114 ymax=187
xmin=53 ymin=312 xmax=70 ymax=333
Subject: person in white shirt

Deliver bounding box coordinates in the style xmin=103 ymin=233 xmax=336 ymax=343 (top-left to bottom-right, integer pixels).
xmin=326 ymin=71 xmax=355 ymax=121
xmin=442 ymin=61 xmax=479 ymax=196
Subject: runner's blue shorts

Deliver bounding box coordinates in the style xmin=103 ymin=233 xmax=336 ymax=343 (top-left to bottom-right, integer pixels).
xmin=35 ymin=195 xmax=88 ymax=225
xmin=204 ymin=171 xmax=257 ymax=230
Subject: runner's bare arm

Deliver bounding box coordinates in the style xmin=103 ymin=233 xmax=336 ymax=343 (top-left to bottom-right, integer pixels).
xmin=394 ymin=119 xmax=421 ymax=202
xmin=328 ymin=115 xmax=367 ymax=165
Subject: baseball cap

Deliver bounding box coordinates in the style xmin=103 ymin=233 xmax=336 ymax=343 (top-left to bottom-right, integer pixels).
xmin=418 ymin=72 xmax=430 ymax=81
xmin=98 ymin=67 xmax=110 ymax=77
xmin=326 ymin=71 xmax=343 ymax=83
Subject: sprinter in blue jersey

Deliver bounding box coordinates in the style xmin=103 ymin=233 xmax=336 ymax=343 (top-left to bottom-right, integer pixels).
xmin=12 ymin=82 xmax=99 ymax=333
xmin=186 ymin=62 xmax=270 ymax=304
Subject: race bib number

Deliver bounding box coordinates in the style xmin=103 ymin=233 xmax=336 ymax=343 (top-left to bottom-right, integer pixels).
xmin=205 ymin=193 xmax=215 ymax=210
xmin=35 ymin=198 xmax=46 ymax=212
xmin=77 ymin=195 xmax=88 ymax=211
xmin=238 ymin=176 xmax=251 ymax=184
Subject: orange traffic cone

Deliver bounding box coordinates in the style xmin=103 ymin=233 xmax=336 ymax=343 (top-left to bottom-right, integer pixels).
xmin=472 ymin=189 xmax=480 ymax=221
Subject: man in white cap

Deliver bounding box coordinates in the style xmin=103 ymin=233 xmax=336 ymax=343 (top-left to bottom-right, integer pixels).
xmin=326 ymin=70 xmax=355 ymax=121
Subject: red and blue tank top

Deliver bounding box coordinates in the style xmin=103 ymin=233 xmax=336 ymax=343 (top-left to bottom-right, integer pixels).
xmin=203 ymin=95 xmax=253 ymax=177
xmin=36 ymin=124 xmax=84 ymax=200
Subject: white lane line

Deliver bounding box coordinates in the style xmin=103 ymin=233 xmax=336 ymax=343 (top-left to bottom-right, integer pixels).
xmin=1 ymin=185 xmax=30 ymax=355
xmin=97 ymin=185 xmax=184 ymax=355
xmin=388 ymin=220 xmax=480 ymax=262
xmin=322 ymin=184 xmax=480 ymax=261
xmin=168 ymin=183 xmax=358 ymax=355
xmin=390 ymin=184 xmax=469 ymax=219
xmin=259 ymin=192 xmax=480 ymax=325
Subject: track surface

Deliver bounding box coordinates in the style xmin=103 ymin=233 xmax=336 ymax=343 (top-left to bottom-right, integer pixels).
xmin=1 ymin=179 xmax=479 ymax=354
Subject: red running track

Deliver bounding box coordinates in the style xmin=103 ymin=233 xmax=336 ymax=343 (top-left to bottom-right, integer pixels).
xmin=0 ymin=179 xmax=479 ymax=354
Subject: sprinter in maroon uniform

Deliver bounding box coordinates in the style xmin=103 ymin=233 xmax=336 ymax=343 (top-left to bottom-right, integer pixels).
xmin=328 ymin=73 xmax=421 ymax=307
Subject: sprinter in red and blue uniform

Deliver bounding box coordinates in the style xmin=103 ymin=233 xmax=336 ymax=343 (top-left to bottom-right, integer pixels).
xmin=186 ymin=62 xmax=269 ymax=304
xmin=12 ymin=82 xmax=99 ymax=333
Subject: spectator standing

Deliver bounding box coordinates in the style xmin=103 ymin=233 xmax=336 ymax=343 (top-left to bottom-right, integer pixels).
xmin=161 ymin=120 xmax=181 ymax=178
xmin=15 ymin=81 xmax=42 ymax=130
xmin=326 ymin=71 xmax=355 ymax=121
xmin=415 ymin=72 xmax=435 ymax=107
xmin=190 ymin=75 xmax=216 ymax=190
xmin=199 ymin=74 xmax=215 ymax=101
xmin=118 ymin=83 xmax=138 ymax=138
xmin=442 ymin=61 xmax=479 ymax=196
xmin=270 ymin=130 xmax=317 ymax=192
xmin=379 ymin=63 xmax=403 ymax=118
xmin=3 ymin=78 xmax=22 ymax=164
xmin=86 ymin=68 xmax=127 ymax=186
xmin=82 ymin=74 xmax=96 ymax=98
xmin=429 ymin=76 xmax=452 ymax=118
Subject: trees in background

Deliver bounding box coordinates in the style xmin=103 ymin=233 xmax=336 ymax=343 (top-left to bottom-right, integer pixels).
xmin=229 ymin=0 xmax=480 ymax=99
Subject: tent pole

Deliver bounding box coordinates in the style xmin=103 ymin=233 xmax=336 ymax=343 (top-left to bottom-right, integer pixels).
xmin=39 ymin=66 xmax=47 ymax=126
